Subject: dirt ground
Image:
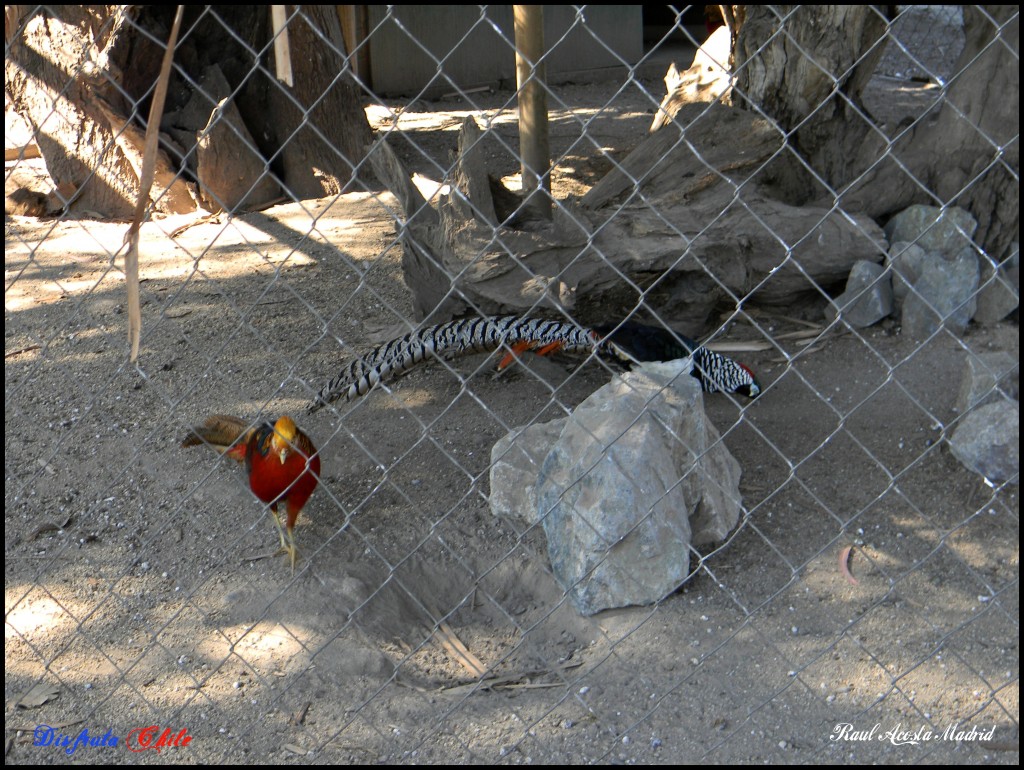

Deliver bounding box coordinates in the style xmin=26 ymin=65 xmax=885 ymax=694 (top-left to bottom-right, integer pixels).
xmin=5 ymin=71 xmax=1019 ymax=765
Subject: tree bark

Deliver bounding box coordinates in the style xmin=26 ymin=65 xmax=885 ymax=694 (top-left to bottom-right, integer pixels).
xmin=731 ymin=5 xmax=1018 ymax=257
xmin=5 ymin=5 xmax=374 ymax=218
xmin=734 ymin=5 xmax=890 ymax=191
xmin=4 ymin=6 xmax=190 ymax=217
xmin=842 ymin=6 xmax=1019 ymax=258
xmin=262 ymin=5 xmax=374 ymax=200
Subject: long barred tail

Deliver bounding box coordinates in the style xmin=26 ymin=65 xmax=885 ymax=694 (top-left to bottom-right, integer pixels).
xmin=307 ymin=316 xmax=761 ymax=413
xmin=307 ymin=316 xmax=597 ymax=412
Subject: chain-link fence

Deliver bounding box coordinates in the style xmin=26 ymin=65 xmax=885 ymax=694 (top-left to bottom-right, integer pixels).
xmin=5 ymin=5 xmax=1019 ymax=764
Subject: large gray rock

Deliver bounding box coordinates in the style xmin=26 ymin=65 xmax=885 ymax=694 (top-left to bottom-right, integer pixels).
xmin=489 ymin=422 xmax=562 ymax=524
xmin=884 ymin=204 xmax=977 ymax=257
xmin=513 ymin=359 xmax=743 ymax=615
xmin=956 ymin=352 xmax=1019 ymax=415
xmin=948 ymin=401 xmax=1019 ymax=485
xmin=825 ymin=259 xmax=893 ymax=327
xmin=901 ymin=246 xmax=980 ymax=337
xmin=973 ymin=243 xmax=1019 ymax=324
xmin=888 ymin=241 xmax=929 ymax=307
xmin=884 ymin=205 xmax=983 ymax=337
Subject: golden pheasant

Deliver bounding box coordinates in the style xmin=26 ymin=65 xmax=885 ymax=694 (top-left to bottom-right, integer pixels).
xmin=182 ymin=415 xmax=320 ymax=570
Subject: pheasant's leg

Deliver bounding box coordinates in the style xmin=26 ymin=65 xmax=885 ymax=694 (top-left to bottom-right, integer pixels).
xmin=274 ymin=505 xmax=301 ymax=572
xmin=533 ymin=341 xmax=564 ymax=358
xmin=496 ymin=341 xmax=533 ymax=372
xmin=283 ymin=526 xmax=299 ymax=572
xmin=270 ymin=506 xmax=288 ymax=551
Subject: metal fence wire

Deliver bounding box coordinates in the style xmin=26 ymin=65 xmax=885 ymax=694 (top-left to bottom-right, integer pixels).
xmin=5 ymin=4 xmax=1019 ymax=764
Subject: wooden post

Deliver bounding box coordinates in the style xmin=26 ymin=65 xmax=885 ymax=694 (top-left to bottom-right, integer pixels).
xmin=338 ymin=5 xmax=370 ymax=85
xmin=513 ymin=5 xmax=551 ymax=221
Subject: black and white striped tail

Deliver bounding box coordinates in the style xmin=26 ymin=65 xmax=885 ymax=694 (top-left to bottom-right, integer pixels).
xmin=307 ymin=316 xmax=760 ymax=413
xmin=308 ymin=316 xmax=596 ymax=412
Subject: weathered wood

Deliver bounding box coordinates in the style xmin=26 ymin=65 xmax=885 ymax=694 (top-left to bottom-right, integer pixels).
xmin=264 ymin=5 xmax=373 ymax=198
xmin=734 ymin=7 xmax=888 ymax=138
xmin=379 ymin=112 xmax=882 ymax=331
xmin=731 ymin=6 xmax=891 ymax=206
xmin=367 ymin=138 xmax=451 ymax=321
xmin=4 ymin=145 xmax=41 ymax=161
xmin=95 ymin=101 xmax=194 ymax=215
xmin=337 ymin=5 xmax=370 ymax=83
xmin=366 ymin=139 xmax=437 ymax=228
xmin=454 ymin=116 xmax=541 ymax=229
xmin=363 ymin=5 xmax=1017 ymax=330
xmin=455 ymin=117 xmax=497 ymax=226
xmin=732 ymin=5 xmax=1018 ymax=258
xmin=584 ymin=103 xmax=782 ymax=210
xmin=197 ymin=96 xmax=281 ymax=213
xmin=5 ymin=6 xmax=374 ymax=218
xmin=270 ymin=5 xmax=294 ymax=87
xmin=841 ymin=6 xmax=1019 ymax=258
xmin=649 ymin=28 xmax=732 ymax=133
xmin=6 ymin=7 xmax=154 ymax=217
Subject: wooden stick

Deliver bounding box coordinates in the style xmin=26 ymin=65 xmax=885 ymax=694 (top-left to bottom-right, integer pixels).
xmin=428 ymin=619 xmax=488 ymax=678
xmin=124 ymin=5 xmax=183 ymax=362
xmin=4 ymin=144 xmax=41 ymax=161
xmin=271 ymin=6 xmax=294 ymax=86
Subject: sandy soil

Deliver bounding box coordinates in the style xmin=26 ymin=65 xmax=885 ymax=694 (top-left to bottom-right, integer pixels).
xmin=5 ymin=75 xmax=1019 ymax=764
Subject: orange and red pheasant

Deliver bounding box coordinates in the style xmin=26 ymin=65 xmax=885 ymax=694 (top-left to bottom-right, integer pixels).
xmin=182 ymin=415 xmax=320 ymax=570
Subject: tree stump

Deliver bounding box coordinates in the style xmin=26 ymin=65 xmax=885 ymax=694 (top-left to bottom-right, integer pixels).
xmin=373 ymin=108 xmax=884 ymax=332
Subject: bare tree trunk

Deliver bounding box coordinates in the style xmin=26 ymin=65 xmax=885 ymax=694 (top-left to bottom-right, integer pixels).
xmin=732 ymin=5 xmax=1018 ymax=257
xmin=843 ymin=6 xmax=1018 ymax=257
xmin=734 ymin=5 xmax=889 ymax=195
xmin=5 ymin=6 xmax=192 ymax=217
xmin=5 ymin=5 xmax=374 ymax=219
xmin=263 ymin=5 xmax=374 ymax=200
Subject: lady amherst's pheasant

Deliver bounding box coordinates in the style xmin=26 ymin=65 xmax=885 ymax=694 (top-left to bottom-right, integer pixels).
xmin=308 ymin=316 xmax=760 ymax=413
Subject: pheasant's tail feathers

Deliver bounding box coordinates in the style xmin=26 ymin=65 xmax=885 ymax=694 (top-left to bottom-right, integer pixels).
xmin=308 ymin=316 xmax=596 ymax=411
xmin=181 ymin=414 xmax=252 ymax=458
xmin=308 ymin=316 xmax=763 ymax=410
xmin=496 ymin=340 xmax=535 ymax=372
